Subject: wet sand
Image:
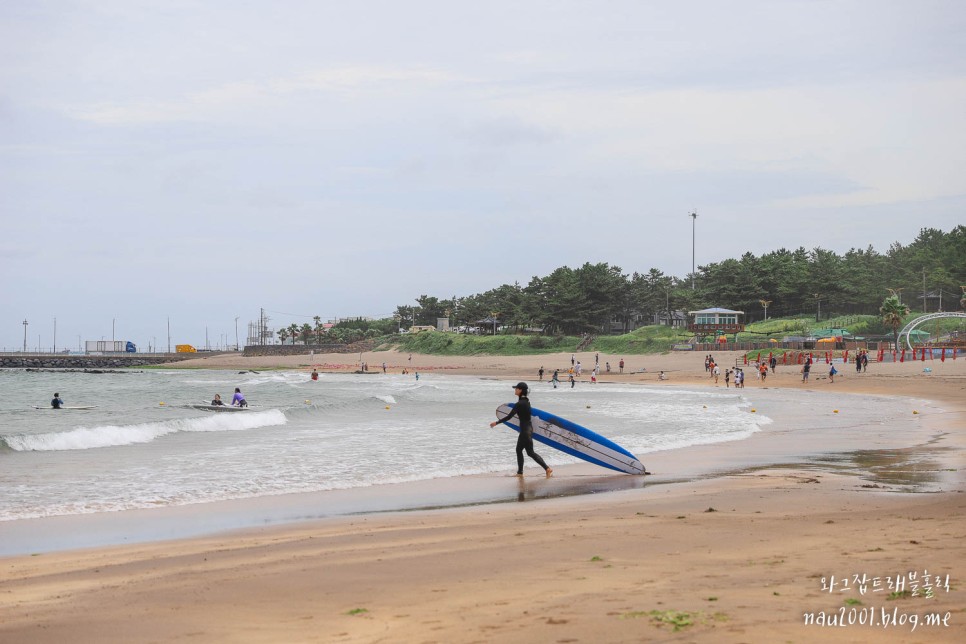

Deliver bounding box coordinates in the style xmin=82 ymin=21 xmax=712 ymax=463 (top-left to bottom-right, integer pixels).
xmin=1 ymin=349 xmax=964 ymax=642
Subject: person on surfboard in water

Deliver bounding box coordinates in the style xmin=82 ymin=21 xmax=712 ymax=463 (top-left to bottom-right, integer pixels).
xmin=231 ymin=388 xmax=247 ymax=407
xmin=490 ymin=382 xmax=552 ymax=478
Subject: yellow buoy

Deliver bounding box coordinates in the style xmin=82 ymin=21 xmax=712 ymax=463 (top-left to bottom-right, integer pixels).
xmin=386 ymin=406 xmax=391 ymax=410
xmin=833 ymin=410 xmax=839 ymax=414
xmin=750 ymin=408 xmax=756 ymax=413
xmin=159 ymin=402 xmax=165 ymax=406
xmin=913 ymin=410 xmax=919 ymax=415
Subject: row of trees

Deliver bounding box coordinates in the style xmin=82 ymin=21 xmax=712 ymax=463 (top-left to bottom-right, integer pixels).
xmin=275 ymin=316 xmax=396 ymax=345
xmin=395 ymin=226 xmax=966 ymax=335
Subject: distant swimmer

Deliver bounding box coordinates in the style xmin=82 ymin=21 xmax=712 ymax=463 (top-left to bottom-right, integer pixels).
xmin=231 ymin=387 xmax=248 ymax=407
xmin=211 ymin=393 xmax=225 ymax=406
xmin=311 ymin=369 xmax=319 ymax=381
xmin=51 ymin=393 xmax=64 ymax=409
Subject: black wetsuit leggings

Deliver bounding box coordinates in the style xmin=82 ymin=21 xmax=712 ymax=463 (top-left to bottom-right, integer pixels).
xmin=516 ymin=430 xmax=549 ymax=474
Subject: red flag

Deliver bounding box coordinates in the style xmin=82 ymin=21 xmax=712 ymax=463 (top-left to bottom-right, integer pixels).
xmin=941 ymin=349 xmax=946 ymax=362
xmin=900 ymin=349 xmax=905 ymax=362
xmin=782 ymin=352 xmax=788 ymax=365
xmin=921 ymin=348 xmax=926 ymax=361
xmin=743 ymin=354 xmax=748 ymax=365
xmin=756 ymin=351 xmax=761 ymax=363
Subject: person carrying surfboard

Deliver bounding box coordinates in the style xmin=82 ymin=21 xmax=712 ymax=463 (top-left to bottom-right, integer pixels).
xmin=490 ymin=382 xmax=553 ymax=478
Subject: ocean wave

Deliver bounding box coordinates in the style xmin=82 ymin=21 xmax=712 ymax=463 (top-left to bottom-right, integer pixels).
xmin=1 ymin=409 xmax=287 ymax=452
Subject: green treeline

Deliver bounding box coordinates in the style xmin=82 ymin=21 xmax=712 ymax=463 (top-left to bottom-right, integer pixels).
xmin=395 ymin=226 xmax=965 ymax=333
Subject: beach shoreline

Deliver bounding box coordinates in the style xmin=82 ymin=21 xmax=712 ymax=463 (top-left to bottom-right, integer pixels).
xmin=2 ymin=350 xmax=964 ymax=642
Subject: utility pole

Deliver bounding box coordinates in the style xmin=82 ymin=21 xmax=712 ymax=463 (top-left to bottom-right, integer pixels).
xmin=689 ymin=210 xmax=698 ymax=290
xmin=22 ymin=319 xmax=28 ymax=353
xmin=167 ymin=317 xmax=171 ymax=354
xmin=922 ymin=268 xmax=927 ymax=313
xmin=235 ymin=316 xmax=240 ymax=351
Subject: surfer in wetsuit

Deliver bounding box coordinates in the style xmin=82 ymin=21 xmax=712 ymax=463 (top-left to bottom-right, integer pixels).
xmin=490 ymin=382 xmax=553 ymax=478
xmin=51 ymin=393 xmax=64 ymax=409
xmin=211 ymin=393 xmax=225 ymax=406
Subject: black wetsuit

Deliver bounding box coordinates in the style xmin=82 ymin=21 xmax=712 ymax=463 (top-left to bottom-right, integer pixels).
xmin=51 ymin=397 xmax=63 ymax=409
xmin=497 ymin=396 xmax=549 ymax=474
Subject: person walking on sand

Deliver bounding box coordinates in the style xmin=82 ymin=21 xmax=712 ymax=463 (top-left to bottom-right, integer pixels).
xmin=712 ymin=363 xmax=720 ymax=384
xmin=538 ymin=366 xmax=544 ymax=381
xmin=724 ymin=369 xmax=731 ymax=388
xmin=801 ymin=358 xmax=811 ymax=383
xmin=231 ymin=387 xmax=248 ymax=407
xmin=490 ymin=382 xmax=552 ymax=478
xmin=829 ymin=363 xmax=838 ymax=383
xmin=619 ymin=358 xmax=624 ymax=374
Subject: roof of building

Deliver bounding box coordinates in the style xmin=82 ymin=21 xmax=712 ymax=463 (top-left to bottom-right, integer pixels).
xmin=688 ymin=307 xmax=745 ymax=315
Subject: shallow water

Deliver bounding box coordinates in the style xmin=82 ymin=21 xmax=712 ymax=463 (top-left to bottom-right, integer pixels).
xmin=0 ymin=369 xmax=770 ymax=521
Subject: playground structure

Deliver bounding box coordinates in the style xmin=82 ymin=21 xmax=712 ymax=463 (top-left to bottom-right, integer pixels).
xmin=897 ymin=312 xmax=966 ymax=351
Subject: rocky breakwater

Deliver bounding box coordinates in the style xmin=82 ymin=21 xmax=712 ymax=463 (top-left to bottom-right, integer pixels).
xmin=0 ymin=355 xmax=190 ymax=369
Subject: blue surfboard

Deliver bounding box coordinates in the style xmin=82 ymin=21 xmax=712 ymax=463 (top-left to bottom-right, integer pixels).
xmin=496 ymin=403 xmax=646 ymax=475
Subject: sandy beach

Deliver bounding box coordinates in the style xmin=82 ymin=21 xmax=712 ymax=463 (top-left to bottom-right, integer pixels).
xmin=2 ymin=349 xmax=964 ymax=642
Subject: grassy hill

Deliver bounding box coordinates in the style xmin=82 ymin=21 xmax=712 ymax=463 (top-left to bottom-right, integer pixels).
xmin=373 ymin=313 xmax=917 ymax=357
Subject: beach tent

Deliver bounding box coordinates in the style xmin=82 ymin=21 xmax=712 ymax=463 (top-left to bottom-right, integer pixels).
xmin=814 ymin=328 xmax=852 ymax=339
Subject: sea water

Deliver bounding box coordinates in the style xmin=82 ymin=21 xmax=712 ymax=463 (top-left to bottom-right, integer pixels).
xmin=0 ymin=369 xmax=771 ymax=522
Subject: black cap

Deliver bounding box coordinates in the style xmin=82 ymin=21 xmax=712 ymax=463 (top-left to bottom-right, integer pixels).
xmin=514 ymin=382 xmax=528 ymax=393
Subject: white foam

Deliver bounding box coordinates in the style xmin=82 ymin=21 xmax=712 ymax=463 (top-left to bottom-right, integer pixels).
xmin=4 ymin=410 xmax=287 ymax=451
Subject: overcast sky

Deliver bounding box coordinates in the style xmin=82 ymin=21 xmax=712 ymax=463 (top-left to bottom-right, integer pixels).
xmin=2 ymin=0 xmax=964 ymax=350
